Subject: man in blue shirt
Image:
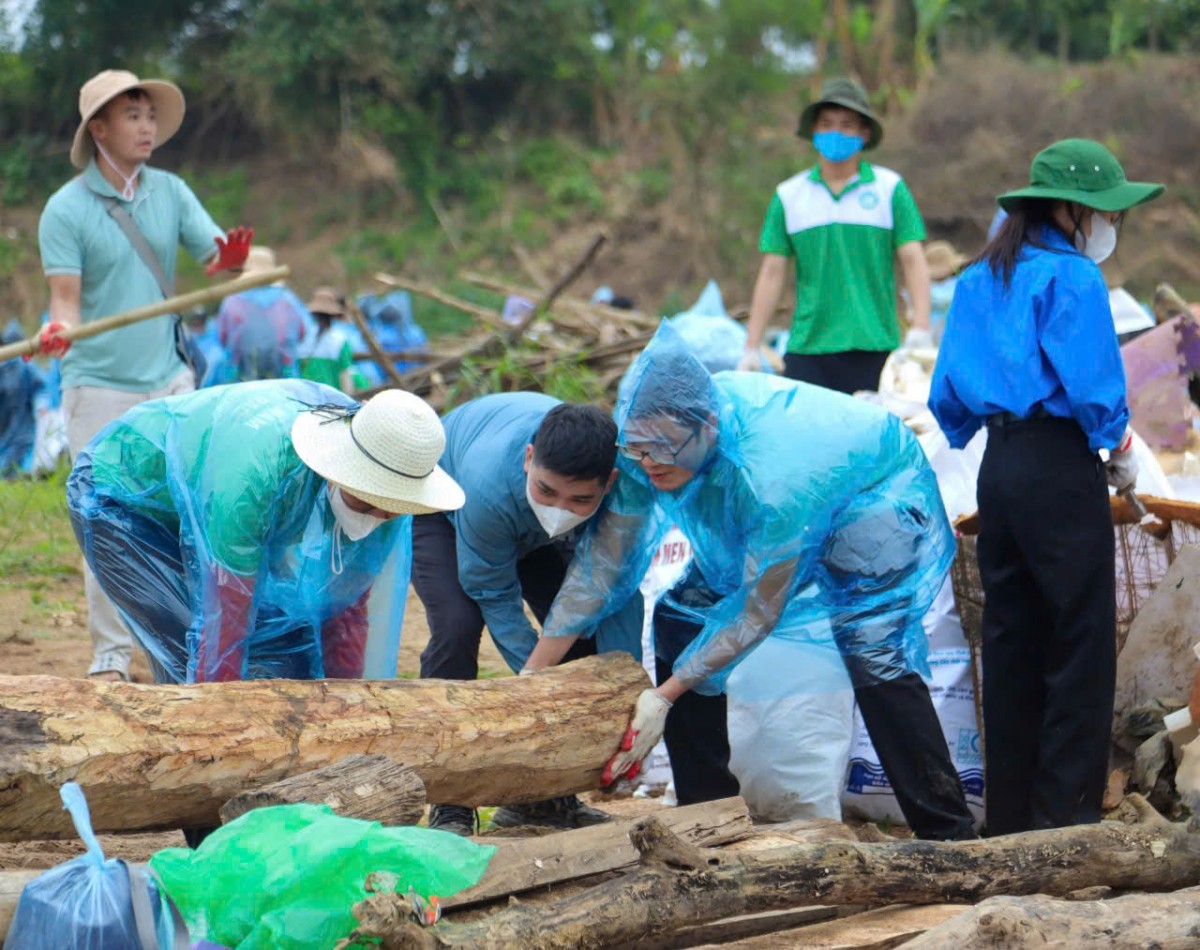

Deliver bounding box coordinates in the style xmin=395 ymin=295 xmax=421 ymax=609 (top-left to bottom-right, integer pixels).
xmin=37 ymin=69 xmax=252 ymax=681
xmin=413 ymin=392 xmax=642 ymax=835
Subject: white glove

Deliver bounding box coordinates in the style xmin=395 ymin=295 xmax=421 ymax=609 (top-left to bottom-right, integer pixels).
xmin=601 ymin=688 xmax=672 ymax=786
xmin=1106 ymin=429 xmax=1138 ymax=492
xmin=902 ymin=327 xmax=934 ymax=350
xmin=736 ymin=346 xmax=765 ymax=372
xmin=518 ymin=668 xmax=535 ymax=676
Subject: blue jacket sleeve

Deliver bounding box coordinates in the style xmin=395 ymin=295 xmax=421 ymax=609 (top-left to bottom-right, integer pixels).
xmin=1039 ymin=272 xmax=1129 ymax=451
xmin=929 ymin=343 xmax=981 ymax=449
xmin=453 ymin=500 xmax=539 ymax=673
xmin=543 ymin=474 xmax=667 ymax=639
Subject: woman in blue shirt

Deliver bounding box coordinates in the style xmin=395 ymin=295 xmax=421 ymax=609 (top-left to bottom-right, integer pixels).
xmin=930 ymin=139 xmax=1163 ymax=835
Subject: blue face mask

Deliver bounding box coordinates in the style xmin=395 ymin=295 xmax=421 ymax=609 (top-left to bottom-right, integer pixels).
xmin=812 ymin=130 xmax=865 ymax=163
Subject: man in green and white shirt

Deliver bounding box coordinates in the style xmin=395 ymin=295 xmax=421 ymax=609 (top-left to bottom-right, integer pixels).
xmin=741 ymin=77 xmax=932 ymax=394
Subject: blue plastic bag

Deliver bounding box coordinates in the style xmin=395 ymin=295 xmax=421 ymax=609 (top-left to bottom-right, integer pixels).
xmin=4 ymin=783 xmax=185 ymax=950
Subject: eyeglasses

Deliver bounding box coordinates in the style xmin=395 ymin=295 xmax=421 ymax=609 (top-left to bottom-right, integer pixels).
xmin=617 ymin=428 xmax=698 ymax=466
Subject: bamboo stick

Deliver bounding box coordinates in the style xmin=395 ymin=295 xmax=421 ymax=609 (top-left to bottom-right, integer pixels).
xmin=374 ymin=273 xmax=512 ymax=333
xmin=0 ymin=266 xmax=292 ymax=364
xmin=344 ymin=297 xmax=408 ymax=389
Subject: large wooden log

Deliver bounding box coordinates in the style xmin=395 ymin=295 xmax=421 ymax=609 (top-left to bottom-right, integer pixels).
xmin=218 ymin=754 xmax=425 ymax=826
xmin=903 ymin=888 xmax=1200 ymax=948
xmin=347 ymin=799 xmax=1200 ymax=949
xmin=0 ymin=654 xmax=647 ymax=840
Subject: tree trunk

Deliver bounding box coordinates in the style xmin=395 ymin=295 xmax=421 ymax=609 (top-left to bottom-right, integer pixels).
xmin=0 ymin=654 xmax=647 ymax=840
xmin=218 ymin=754 xmax=425 ymax=826
xmin=903 ymin=887 xmax=1200 ymax=948
xmin=348 ymin=800 xmax=1200 ymax=949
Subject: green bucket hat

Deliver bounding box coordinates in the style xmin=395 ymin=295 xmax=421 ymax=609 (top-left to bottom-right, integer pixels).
xmin=997 ymin=138 xmax=1164 ymax=212
xmin=797 ymin=77 xmax=883 ymax=151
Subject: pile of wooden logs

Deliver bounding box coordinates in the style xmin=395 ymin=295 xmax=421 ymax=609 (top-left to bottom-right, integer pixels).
xmin=354 ymin=232 xmax=748 ymax=410
xmin=5 ymin=655 xmax=1200 ymax=947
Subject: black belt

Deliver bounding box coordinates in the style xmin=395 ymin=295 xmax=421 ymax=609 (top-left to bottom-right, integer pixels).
xmin=985 ymin=408 xmax=1054 ymax=427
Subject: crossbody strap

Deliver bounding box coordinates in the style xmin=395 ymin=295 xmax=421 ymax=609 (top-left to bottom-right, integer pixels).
xmin=100 ymin=195 xmax=174 ymax=300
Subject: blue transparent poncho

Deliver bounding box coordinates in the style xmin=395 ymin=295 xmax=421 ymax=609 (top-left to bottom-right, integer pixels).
xmin=543 ymin=321 xmax=954 ymax=695
xmin=67 ymin=379 xmax=407 ymax=683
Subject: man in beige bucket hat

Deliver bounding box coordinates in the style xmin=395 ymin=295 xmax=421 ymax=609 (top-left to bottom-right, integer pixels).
xmin=38 ymin=69 xmax=256 ymax=682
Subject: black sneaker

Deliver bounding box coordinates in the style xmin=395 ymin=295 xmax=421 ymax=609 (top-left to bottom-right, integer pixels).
xmin=428 ymin=803 xmax=476 ymax=837
xmin=491 ymin=795 xmax=612 ymax=830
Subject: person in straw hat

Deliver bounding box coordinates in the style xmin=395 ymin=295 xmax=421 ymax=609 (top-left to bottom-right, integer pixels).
xmin=38 ymin=69 xmax=255 ymax=682
xmin=297 ymin=286 xmax=363 ymax=393
xmin=216 ymin=245 xmax=313 ymax=382
xmin=923 ymin=239 xmax=968 ymax=345
xmin=739 ymin=77 xmax=933 ymax=393
xmin=930 ymin=138 xmax=1164 ymax=835
xmin=68 ymin=377 xmax=462 ymax=687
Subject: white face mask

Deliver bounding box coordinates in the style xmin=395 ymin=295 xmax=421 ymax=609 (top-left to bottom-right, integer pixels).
xmin=525 ymin=477 xmax=595 ymax=538
xmin=329 ymin=486 xmax=386 ymax=542
xmin=1075 ymin=214 xmax=1117 ymax=264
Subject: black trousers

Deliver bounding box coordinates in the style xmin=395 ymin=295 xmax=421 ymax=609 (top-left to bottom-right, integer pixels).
xmin=412 ymin=512 xmax=595 ymax=680
xmin=783 ymin=350 xmax=890 ymax=395
xmin=976 ymin=416 xmax=1116 ymax=835
xmin=654 ymin=600 xmax=976 ymax=840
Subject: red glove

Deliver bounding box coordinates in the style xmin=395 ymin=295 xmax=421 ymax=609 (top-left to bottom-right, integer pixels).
xmin=206 ymin=226 xmax=255 ymax=277
xmin=320 ymin=591 xmax=370 ymax=678
xmin=27 ymin=322 xmax=71 ymax=361
xmin=194 ymin=571 xmax=254 ymax=682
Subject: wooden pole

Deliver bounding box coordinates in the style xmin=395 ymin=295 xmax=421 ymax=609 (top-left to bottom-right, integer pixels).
xmin=344 ymin=298 xmax=408 ymax=389
xmin=0 ymin=267 xmax=292 ymax=363
xmin=374 ymin=274 xmax=511 ymax=334
xmin=0 ymin=654 xmax=647 ymax=840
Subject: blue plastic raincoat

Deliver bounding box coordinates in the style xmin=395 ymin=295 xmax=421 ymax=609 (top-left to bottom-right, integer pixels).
xmin=67 ymin=379 xmax=407 ymax=683
xmin=543 ymin=321 xmax=955 ymax=695
xmin=439 ymin=392 xmax=642 ymax=671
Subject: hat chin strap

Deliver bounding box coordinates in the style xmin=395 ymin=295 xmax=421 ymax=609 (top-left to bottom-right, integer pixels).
xmin=94 ymin=141 xmax=143 ymax=201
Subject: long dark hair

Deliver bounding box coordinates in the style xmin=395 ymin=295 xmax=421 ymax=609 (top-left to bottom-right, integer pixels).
xmin=976 ymin=199 xmax=1123 ymax=287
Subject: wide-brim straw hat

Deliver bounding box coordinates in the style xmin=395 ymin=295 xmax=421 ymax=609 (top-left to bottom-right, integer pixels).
xmin=925 ymin=240 xmax=968 ymax=280
xmin=997 ymin=138 xmax=1164 ymax=213
xmin=244 ymin=246 xmax=277 ymax=274
xmin=306 ymin=287 xmax=345 ymax=317
xmin=71 ymin=70 xmax=185 ymax=170
xmin=797 ymin=77 xmax=883 ymax=151
xmin=291 ymin=390 xmax=464 ymax=515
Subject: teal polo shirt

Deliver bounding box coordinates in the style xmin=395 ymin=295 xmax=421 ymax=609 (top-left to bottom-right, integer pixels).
xmin=758 ymin=161 xmax=925 ymax=354
xmin=39 ymin=160 xmax=223 ymax=392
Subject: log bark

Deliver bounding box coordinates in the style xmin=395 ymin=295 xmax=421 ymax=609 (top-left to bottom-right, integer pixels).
xmin=902 ymin=887 xmax=1200 ymax=948
xmin=0 ymin=653 xmax=647 ymax=840
xmin=350 ymin=799 xmax=1200 ymax=949
xmin=444 ymin=797 xmax=751 ymax=910
xmin=218 ymin=754 xmax=425 ymax=826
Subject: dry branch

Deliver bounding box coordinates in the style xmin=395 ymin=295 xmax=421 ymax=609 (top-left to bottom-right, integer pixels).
xmin=0 ymin=654 xmax=647 ymax=840
xmin=218 ymin=754 xmax=425 ymax=826
xmin=346 ymin=299 xmax=407 ymax=388
xmin=375 ymin=274 xmax=511 ymax=333
xmin=352 ymin=798 xmax=1200 ymax=949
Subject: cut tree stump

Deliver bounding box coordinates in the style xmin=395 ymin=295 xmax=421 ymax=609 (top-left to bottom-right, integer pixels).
xmin=346 ymin=796 xmax=1200 ymax=949
xmin=444 ymin=797 xmax=751 ymax=910
xmin=0 ymin=654 xmax=646 ymax=840
xmin=901 ymin=887 xmax=1200 ymax=948
xmin=219 ymin=754 xmax=425 ymax=826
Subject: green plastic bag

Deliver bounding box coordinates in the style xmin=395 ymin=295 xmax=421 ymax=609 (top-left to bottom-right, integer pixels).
xmin=149 ymin=804 xmax=494 ymax=949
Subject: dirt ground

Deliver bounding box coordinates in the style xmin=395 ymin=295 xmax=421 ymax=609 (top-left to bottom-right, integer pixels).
xmin=0 ymin=571 xmax=511 ymax=871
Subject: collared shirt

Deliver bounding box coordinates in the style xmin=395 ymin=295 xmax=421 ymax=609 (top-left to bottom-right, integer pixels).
xmin=38 ymin=160 xmax=223 ymax=392
xmin=439 ymin=391 xmax=642 ymax=672
xmin=758 ymin=160 xmax=925 ymax=354
xmin=929 ymin=226 xmax=1128 ymax=452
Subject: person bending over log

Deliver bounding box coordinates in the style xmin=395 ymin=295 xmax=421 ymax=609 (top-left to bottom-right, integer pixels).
xmin=414 ymin=392 xmax=643 ymax=835
xmin=525 ymin=321 xmax=977 ymax=841
xmin=67 ymin=379 xmax=463 ymax=687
